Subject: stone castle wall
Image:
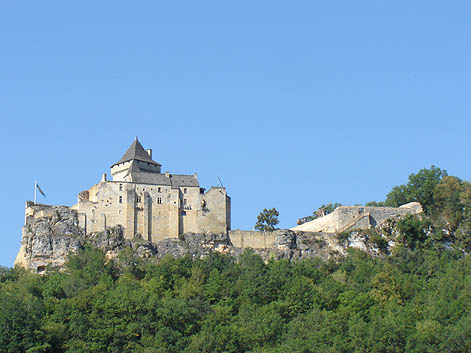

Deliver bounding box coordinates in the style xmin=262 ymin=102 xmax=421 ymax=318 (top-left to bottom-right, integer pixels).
xmin=71 ymin=180 xmax=230 ymax=241
xmin=334 ymin=205 xmax=422 ymax=231
xmin=228 ymin=230 xmax=278 ymax=249
xmin=292 ymin=203 xmax=423 ymax=233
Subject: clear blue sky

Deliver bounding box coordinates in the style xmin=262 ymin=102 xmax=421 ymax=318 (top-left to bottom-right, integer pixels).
xmin=1 ymin=1 xmax=470 ymax=267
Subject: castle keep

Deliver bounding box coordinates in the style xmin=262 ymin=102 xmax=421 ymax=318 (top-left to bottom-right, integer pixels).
xmin=71 ymin=138 xmax=231 ymax=241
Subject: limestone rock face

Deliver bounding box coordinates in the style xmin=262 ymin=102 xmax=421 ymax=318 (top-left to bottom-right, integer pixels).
xmin=16 ymin=203 xmax=391 ymax=273
xmin=16 ymin=205 xmax=84 ymax=272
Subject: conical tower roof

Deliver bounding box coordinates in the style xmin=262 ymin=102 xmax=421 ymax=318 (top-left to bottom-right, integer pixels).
xmin=111 ymin=137 xmax=161 ymax=167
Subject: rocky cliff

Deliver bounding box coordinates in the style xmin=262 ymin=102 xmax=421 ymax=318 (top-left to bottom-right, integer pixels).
xmin=16 ymin=203 xmax=390 ymax=273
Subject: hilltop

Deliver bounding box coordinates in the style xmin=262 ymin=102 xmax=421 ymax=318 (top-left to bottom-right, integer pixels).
xmin=14 ymin=165 xmax=471 ymax=272
xmin=3 ymin=165 xmax=471 ymax=352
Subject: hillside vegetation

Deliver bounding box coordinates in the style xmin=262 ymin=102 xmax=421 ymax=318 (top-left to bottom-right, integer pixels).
xmin=2 ymin=166 xmax=471 ymax=353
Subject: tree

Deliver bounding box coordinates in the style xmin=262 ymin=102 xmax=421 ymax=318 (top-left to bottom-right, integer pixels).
xmin=299 ymin=203 xmax=342 ymax=224
xmin=432 ymin=176 xmax=466 ymax=231
xmin=396 ymin=215 xmax=428 ymax=250
xmin=313 ymin=203 xmax=342 ymax=219
xmin=385 ymin=165 xmax=447 ymax=213
xmin=255 ymin=208 xmax=279 ymax=231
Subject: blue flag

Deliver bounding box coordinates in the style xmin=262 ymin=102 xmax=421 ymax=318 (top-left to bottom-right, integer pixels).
xmin=36 ymin=183 xmax=46 ymax=197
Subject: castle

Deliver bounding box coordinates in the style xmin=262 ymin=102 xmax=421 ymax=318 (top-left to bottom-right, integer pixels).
xmin=15 ymin=138 xmax=426 ymax=272
xmin=71 ymin=137 xmax=231 ymax=242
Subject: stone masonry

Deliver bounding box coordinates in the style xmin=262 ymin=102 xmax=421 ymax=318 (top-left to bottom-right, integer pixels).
xmin=71 ymin=137 xmax=231 ymax=241
xmin=291 ymin=202 xmax=423 ymax=233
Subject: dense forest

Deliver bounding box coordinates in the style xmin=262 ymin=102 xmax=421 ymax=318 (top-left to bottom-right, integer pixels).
xmin=2 ymin=166 xmax=471 ymax=353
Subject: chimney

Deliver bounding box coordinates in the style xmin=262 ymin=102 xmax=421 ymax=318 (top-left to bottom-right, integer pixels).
xmin=165 ymin=172 xmax=170 ymax=178
xmin=193 ymin=173 xmax=198 ymax=180
xmin=146 ymin=149 xmax=152 ymax=159
xmin=101 ymin=173 xmax=107 ymax=182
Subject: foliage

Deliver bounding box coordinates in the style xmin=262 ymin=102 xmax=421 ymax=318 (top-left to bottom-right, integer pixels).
xmin=336 ymin=231 xmax=350 ymax=245
xmin=432 ymin=176 xmax=471 ymax=232
xmin=384 ymin=165 xmax=447 ymax=213
xmin=367 ymin=230 xmax=389 ymax=254
xmin=305 ymin=202 xmax=342 ymax=222
xmin=2 ymin=166 xmax=471 ymax=352
xmin=255 ymin=208 xmax=279 ymax=231
xmin=368 ymin=166 xmax=471 ymax=251
xmin=396 ymin=215 xmax=428 ymax=250
xmin=1 ymin=241 xmax=471 ymax=352
xmin=365 ymin=200 xmax=386 ymax=207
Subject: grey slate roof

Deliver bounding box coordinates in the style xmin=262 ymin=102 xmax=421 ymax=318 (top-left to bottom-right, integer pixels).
xmin=130 ymin=168 xmax=199 ymax=187
xmin=111 ymin=137 xmax=161 ymax=167
xmin=169 ymin=174 xmax=199 ymax=187
xmin=131 ymin=172 xmax=172 ymax=186
xmin=124 ymin=160 xmax=144 ymax=178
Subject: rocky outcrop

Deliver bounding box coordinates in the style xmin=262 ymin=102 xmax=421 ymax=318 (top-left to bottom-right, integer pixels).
xmin=16 ymin=204 xmax=84 ymax=272
xmin=16 ymin=204 xmax=160 ymax=272
xmin=16 ymin=203 xmax=397 ymax=273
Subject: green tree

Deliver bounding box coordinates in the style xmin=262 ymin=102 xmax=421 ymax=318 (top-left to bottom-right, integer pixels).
xmin=432 ymin=176 xmax=467 ymax=231
xmin=396 ymin=215 xmax=428 ymax=250
xmin=255 ymin=208 xmax=279 ymax=231
xmin=385 ymin=165 xmax=447 ymax=213
xmin=313 ymin=203 xmax=342 ymax=220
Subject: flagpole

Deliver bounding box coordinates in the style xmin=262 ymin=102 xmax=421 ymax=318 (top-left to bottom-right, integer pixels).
xmin=34 ymin=180 xmax=37 ymax=205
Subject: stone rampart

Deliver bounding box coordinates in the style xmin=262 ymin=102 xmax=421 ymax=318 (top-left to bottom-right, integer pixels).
xmin=292 ymin=202 xmax=423 ymax=233
xmin=228 ymin=230 xmax=278 ymax=249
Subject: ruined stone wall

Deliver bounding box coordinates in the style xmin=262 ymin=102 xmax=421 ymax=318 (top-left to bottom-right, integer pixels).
xmin=335 ymin=205 xmax=421 ymax=231
xmin=228 ymin=230 xmax=278 ymax=249
xmin=72 ymin=181 xmax=126 ymax=235
xmin=198 ymin=187 xmax=231 ymax=234
xmin=292 ymin=203 xmax=422 ymax=233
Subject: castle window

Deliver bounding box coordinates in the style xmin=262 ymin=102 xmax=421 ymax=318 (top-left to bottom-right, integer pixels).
xmin=183 ymin=199 xmax=187 ymax=206
xmin=137 ymin=196 xmax=142 ymax=203
xmin=184 ymin=188 xmax=187 ymax=194
xmin=119 ymin=196 xmax=122 ymax=204
xmin=181 ymin=210 xmax=186 ymax=216
xmin=119 ymin=184 xmax=123 ymax=191
xmin=158 ymin=187 xmax=161 ymax=193
xmin=157 ymin=197 xmax=162 ymax=204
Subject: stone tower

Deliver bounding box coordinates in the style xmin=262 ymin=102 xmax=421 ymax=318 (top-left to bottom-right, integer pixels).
xmin=111 ymin=137 xmax=161 ymax=181
xmin=72 ymin=137 xmax=231 ymax=240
